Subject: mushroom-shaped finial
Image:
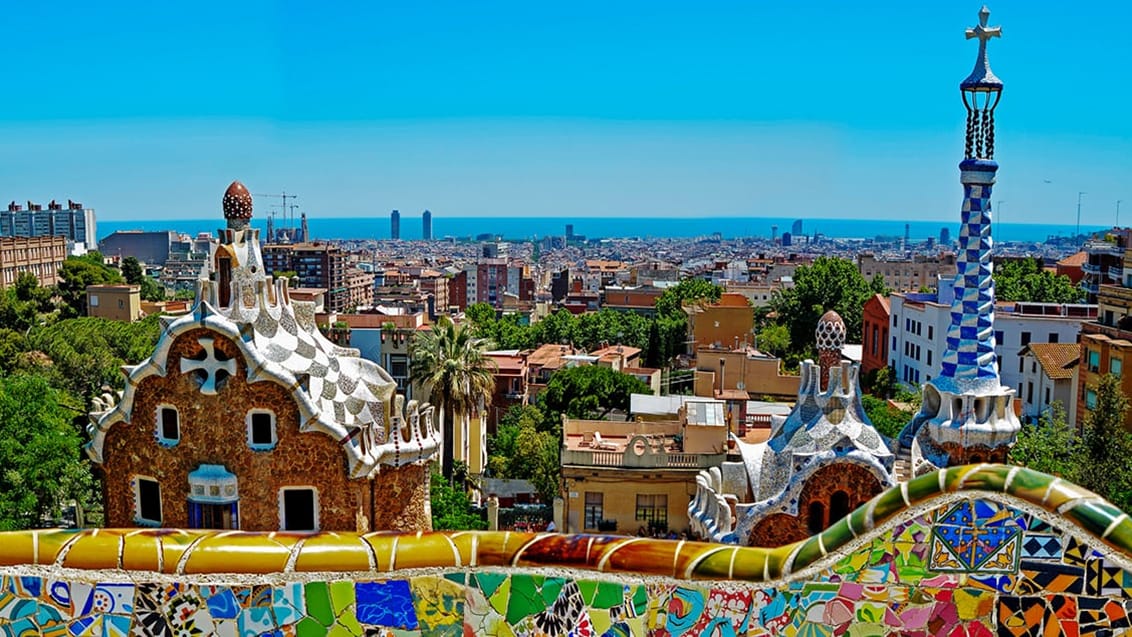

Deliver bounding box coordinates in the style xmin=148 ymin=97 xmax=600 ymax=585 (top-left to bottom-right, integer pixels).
xmin=222 ymin=181 xmax=253 ymax=228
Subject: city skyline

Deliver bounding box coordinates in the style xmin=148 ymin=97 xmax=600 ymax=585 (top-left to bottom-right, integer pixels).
xmin=1 ymin=2 xmax=1129 ymax=224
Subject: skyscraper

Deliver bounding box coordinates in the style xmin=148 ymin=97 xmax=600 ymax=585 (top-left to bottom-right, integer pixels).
xmin=791 ymin=219 xmax=803 ymax=236
xmin=422 ymin=210 xmax=433 ymax=241
xmin=390 ymin=210 xmax=401 ymax=240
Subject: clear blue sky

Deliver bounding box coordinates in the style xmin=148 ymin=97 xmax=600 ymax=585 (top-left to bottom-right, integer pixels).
xmin=1 ymin=1 xmax=1129 ymax=224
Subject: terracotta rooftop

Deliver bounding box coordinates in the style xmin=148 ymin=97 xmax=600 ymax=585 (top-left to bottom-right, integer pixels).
xmin=526 ymin=343 xmax=574 ymax=368
xmin=1021 ymin=343 xmax=1080 ymax=380
xmin=1057 ymin=251 xmax=1087 ymax=267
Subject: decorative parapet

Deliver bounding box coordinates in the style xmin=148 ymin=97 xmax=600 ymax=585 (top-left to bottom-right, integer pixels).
xmin=2 ymin=465 xmax=1132 ymax=635
xmin=2 ymin=466 xmax=1132 ymax=633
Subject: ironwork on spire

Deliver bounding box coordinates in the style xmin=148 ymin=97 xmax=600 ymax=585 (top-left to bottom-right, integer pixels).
xmin=961 ymin=6 xmax=1003 ymax=160
xmin=939 ymin=6 xmax=1005 ymax=388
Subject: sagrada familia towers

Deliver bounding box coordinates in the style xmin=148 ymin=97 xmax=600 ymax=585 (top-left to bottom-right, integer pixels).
xmin=690 ymin=7 xmax=1019 ymax=546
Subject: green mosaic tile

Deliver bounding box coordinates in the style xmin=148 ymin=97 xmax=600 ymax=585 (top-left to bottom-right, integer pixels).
xmin=791 ymin=536 xmax=826 ymax=571
xmin=329 ymin=580 xmax=355 ymax=617
xmin=1066 ymin=500 xmax=1125 ymax=538
xmin=296 ymin=616 xmax=329 ymax=637
xmin=576 ymin=579 xmax=598 ymax=606
xmin=330 ymin=608 xmax=363 ymax=636
xmin=593 ymin=582 xmax=622 ymax=609
xmin=506 ymin=574 xmax=548 ymax=625
xmin=443 ymin=573 xmax=466 ymax=586
xmin=539 ymin=577 xmax=565 ymax=608
xmin=871 ymin=482 xmax=910 ymax=525
xmin=304 ymin=581 xmax=334 ymax=627
xmin=631 ymin=585 xmax=648 ymax=616
xmin=474 ymin=572 xmax=507 ymax=598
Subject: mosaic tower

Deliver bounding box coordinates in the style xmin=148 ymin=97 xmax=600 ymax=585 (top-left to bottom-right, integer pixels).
xmin=941 ymin=5 xmax=1003 ymax=384
xmin=900 ymin=6 xmax=1020 ymax=472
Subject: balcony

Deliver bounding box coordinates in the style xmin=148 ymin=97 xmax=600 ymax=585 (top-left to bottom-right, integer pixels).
xmin=561 ymin=447 xmax=724 ymax=470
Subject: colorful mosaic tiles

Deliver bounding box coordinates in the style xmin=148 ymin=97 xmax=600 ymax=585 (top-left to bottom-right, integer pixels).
xmin=1 ymin=465 xmax=1131 ymax=635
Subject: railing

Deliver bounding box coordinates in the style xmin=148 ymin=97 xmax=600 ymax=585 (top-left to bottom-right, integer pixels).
xmin=561 ymin=448 xmax=724 ymax=469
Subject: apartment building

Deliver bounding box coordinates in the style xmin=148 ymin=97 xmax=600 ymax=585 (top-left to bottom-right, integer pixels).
xmin=889 ymin=290 xmax=1095 ymax=393
xmin=0 ymin=235 xmax=67 ymax=287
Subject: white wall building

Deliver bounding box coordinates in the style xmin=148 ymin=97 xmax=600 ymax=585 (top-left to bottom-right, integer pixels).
xmin=889 ymin=290 xmax=1095 ymax=394
xmin=1017 ymin=343 xmax=1079 ymax=426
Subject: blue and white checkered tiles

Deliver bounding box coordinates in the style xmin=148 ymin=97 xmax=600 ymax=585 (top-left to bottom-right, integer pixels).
xmin=939 ymin=164 xmax=1000 ymax=382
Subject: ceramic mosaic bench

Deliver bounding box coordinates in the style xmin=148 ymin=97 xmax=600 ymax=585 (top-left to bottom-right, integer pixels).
xmin=2 ymin=465 xmax=1131 ymax=636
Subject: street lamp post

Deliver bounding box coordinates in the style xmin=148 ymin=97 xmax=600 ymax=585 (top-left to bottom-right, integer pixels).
xmin=1077 ymin=192 xmax=1087 ymax=241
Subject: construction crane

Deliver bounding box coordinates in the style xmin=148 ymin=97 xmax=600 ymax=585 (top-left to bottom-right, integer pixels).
xmin=254 ymin=191 xmax=298 ymax=242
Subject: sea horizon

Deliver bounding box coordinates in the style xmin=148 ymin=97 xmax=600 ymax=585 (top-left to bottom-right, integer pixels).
xmin=96 ymin=216 xmax=1109 ymax=246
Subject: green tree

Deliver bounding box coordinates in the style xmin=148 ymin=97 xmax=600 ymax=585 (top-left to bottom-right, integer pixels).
xmin=994 ymin=258 xmax=1085 ymax=304
xmin=769 ymin=257 xmax=878 ymax=354
xmin=429 ymin=471 xmax=486 ymax=530
xmin=860 ymin=394 xmax=911 ymax=440
xmin=574 ymin=309 xmax=650 ymax=353
xmin=121 ymin=256 xmax=144 ymax=285
xmin=648 ymin=278 xmax=723 ymax=367
xmin=867 ymin=365 xmax=897 ymax=398
xmin=0 ymin=374 xmax=92 ymax=530
xmin=756 ymin=323 xmax=790 ymax=358
xmin=540 ymin=365 xmax=651 ymax=423
xmin=1076 ymin=374 xmax=1132 ymax=509
xmin=57 ymin=252 xmax=123 ymax=318
xmin=486 ymin=405 xmax=560 ymax=503
xmin=654 ymin=278 xmax=722 ymax=318
xmin=28 ymin=315 xmax=162 ymax=406
xmin=1009 ymin=404 xmax=1079 ymax=480
xmin=0 ymin=328 xmax=26 ymax=373
xmin=532 ymin=308 xmax=577 ymax=348
xmin=409 ymin=315 xmax=497 ymax=478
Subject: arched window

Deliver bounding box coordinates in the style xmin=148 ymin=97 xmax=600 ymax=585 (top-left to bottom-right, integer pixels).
xmin=807 ymin=502 xmax=825 ymax=535
xmin=830 ymin=490 xmax=851 ymax=524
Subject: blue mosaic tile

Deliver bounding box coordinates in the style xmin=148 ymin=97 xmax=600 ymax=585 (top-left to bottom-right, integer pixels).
xmin=356 ymin=580 xmax=418 ymax=630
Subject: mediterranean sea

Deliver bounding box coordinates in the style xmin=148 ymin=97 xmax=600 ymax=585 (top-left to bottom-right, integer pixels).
xmin=97 ymin=216 xmax=1106 ymax=245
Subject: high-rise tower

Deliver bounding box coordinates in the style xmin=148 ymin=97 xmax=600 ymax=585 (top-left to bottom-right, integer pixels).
xmin=422 ymin=210 xmax=433 ymax=241
xmin=899 ymin=6 xmax=1019 ymax=472
xmin=391 ymin=210 xmax=401 ymax=240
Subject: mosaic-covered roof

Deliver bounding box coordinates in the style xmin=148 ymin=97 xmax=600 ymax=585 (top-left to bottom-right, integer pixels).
xmin=86 ymin=184 xmax=440 ymax=478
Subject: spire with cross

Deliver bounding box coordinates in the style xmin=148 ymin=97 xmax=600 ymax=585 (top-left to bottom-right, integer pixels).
xmin=960 ymin=6 xmax=1004 ymax=160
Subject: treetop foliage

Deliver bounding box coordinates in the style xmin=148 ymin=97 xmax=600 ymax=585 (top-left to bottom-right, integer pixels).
xmin=768 ymin=257 xmax=883 ymax=356
xmin=994 ymin=257 xmax=1085 ymax=304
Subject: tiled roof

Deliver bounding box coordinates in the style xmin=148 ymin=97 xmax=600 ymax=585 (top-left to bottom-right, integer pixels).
xmin=1057 ymin=251 xmax=1087 ymax=267
xmin=1022 ymin=343 xmax=1080 ymax=380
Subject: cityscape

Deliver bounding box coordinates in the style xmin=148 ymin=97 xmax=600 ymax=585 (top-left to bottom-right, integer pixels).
xmin=2 ymin=5 xmax=1132 ymax=637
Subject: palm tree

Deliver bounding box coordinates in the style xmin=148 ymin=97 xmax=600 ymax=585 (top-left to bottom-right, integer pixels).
xmin=409 ymin=316 xmax=496 ymax=479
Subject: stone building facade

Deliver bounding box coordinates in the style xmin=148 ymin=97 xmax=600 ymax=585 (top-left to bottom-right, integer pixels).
xmin=87 ymin=181 xmax=440 ymax=533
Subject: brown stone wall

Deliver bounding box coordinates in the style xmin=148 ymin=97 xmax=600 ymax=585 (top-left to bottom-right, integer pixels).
xmin=747 ymin=462 xmax=884 ymax=547
xmin=748 ymin=513 xmax=809 ymax=547
xmin=369 ymin=462 xmax=432 ymax=532
xmin=938 ymin=442 xmax=1010 ymax=466
xmin=101 ymin=328 xmax=367 ymax=532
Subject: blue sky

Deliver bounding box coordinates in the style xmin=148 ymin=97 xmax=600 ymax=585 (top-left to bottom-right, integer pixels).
xmin=1 ymin=1 xmax=1129 ymax=224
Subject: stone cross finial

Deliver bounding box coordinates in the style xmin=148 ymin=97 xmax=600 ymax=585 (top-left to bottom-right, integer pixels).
xmin=965 ymin=6 xmax=1001 ymax=48
xmin=180 ymin=337 xmax=236 ymax=395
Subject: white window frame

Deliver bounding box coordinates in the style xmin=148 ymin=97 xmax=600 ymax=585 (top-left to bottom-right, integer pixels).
xmin=133 ymin=475 xmax=162 ymax=526
xmin=246 ymin=409 xmax=277 ymax=450
xmin=156 ymin=404 xmax=180 ymax=446
xmin=278 ymin=487 xmax=320 ymax=532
